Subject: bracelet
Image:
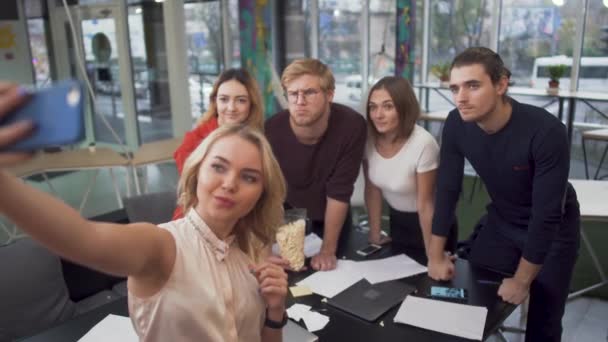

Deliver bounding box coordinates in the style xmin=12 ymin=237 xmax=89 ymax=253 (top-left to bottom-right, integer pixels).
xmin=264 ymin=309 xmax=288 ymax=329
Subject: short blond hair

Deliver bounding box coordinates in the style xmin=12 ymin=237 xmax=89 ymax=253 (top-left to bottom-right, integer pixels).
xmin=177 ymin=124 xmax=286 ymax=262
xmin=281 ymin=58 xmax=335 ymax=92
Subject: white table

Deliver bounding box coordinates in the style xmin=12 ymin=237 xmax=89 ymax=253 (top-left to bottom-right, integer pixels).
xmin=581 ymin=128 xmax=608 ymax=180
xmin=130 ymin=137 xmax=182 ymax=194
xmin=1 ymin=148 xmax=130 ymax=242
xmin=568 ymin=180 xmax=608 ymax=299
xmin=419 ymin=110 xmax=449 ymax=123
xmin=414 ymin=83 xmax=608 ymax=148
xmin=6 ymin=148 xmax=130 ymax=211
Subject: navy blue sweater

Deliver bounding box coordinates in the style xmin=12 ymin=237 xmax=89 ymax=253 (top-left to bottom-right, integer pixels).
xmin=432 ymin=99 xmax=578 ymax=264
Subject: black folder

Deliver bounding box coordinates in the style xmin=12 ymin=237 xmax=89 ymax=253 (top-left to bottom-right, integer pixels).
xmin=327 ymin=279 xmax=416 ymax=322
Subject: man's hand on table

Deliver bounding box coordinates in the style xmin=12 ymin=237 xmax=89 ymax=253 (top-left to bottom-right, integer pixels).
xmin=311 ymin=251 xmax=337 ymax=271
xmin=428 ymin=253 xmax=456 ymax=281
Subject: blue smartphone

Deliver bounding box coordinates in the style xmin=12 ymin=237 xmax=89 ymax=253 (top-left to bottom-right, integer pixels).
xmin=429 ymin=286 xmax=468 ymax=301
xmin=1 ymin=80 xmax=85 ymax=151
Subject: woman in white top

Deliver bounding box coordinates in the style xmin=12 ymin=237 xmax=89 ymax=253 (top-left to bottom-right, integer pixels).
xmin=364 ymin=76 xmax=455 ymax=260
xmin=0 ymin=86 xmax=289 ymax=342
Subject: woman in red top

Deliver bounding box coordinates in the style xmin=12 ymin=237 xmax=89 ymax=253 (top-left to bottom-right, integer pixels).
xmin=173 ymin=68 xmax=264 ymax=219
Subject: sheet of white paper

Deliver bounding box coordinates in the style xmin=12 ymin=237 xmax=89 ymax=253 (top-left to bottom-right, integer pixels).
xmin=394 ymin=296 xmax=488 ymax=341
xmin=78 ymin=314 xmax=138 ymax=342
xmin=301 ymin=311 xmax=330 ymax=333
xmin=286 ymin=303 xmax=330 ymax=333
xmin=297 ymin=260 xmax=363 ymax=298
xmin=287 ymin=303 xmax=313 ymax=321
xmin=357 ymin=254 xmax=427 ymax=284
xmin=272 ymin=233 xmax=323 ymax=258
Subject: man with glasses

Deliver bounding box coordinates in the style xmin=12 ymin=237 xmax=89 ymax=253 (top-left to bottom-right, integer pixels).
xmin=265 ymin=58 xmax=366 ymax=271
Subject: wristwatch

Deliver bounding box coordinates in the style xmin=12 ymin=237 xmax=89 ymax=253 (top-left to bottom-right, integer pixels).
xmin=264 ymin=309 xmax=288 ymax=329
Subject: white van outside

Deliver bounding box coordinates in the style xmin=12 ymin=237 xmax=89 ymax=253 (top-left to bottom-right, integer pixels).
xmin=530 ymin=55 xmax=608 ymax=91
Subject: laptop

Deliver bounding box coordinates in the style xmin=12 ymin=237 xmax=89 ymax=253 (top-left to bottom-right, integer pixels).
xmin=283 ymin=320 xmax=318 ymax=342
xmin=327 ymin=279 xmax=416 ymax=322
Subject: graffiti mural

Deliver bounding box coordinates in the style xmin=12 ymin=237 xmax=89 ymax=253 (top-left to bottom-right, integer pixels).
xmin=239 ymin=0 xmax=275 ymax=117
xmin=395 ymin=0 xmax=415 ymax=81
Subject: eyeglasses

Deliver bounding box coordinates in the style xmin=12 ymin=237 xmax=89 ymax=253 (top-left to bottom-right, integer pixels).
xmin=285 ymin=88 xmax=322 ymax=103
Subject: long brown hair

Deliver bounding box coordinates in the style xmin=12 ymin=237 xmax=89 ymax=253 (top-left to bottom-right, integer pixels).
xmin=198 ymin=68 xmax=264 ymax=131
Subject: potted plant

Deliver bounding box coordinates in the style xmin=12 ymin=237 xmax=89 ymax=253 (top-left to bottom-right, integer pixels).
xmin=430 ymin=62 xmax=451 ymax=87
xmin=547 ymin=64 xmax=567 ymax=93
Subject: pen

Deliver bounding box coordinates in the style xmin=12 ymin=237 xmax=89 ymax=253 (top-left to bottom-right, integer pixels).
xmin=477 ymin=279 xmax=501 ymax=285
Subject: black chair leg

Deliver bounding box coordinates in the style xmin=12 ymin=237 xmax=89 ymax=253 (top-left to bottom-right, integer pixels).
xmin=468 ymin=176 xmax=478 ymax=203
xmin=582 ymin=137 xmax=590 ymax=180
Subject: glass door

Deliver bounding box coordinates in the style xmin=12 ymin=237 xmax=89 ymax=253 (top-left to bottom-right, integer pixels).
xmin=49 ymin=3 xmax=138 ymax=150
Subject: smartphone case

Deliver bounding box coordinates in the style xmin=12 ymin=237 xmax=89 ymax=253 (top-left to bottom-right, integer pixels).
xmin=1 ymin=80 xmax=85 ymax=151
xmin=428 ymin=286 xmax=468 ymax=302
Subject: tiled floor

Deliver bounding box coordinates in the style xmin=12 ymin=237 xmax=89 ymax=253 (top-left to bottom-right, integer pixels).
xmin=487 ymin=297 xmax=608 ymax=342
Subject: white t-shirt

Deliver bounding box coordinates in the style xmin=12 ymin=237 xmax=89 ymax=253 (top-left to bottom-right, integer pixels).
xmin=365 ymin=125 xmax=439 ymax=212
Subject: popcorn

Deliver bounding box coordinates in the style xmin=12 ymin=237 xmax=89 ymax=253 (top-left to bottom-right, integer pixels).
xmin=276 ymin=219 xmax=306 ymax=270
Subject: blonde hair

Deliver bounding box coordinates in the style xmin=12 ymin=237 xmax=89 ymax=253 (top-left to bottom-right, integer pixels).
xmin=177 ymin=124 xmax=286 ymax=262
xmin=198 ymin=68 xmax=264 ymax=131
xmin=281 ymin=58 xmax=335 ymax=92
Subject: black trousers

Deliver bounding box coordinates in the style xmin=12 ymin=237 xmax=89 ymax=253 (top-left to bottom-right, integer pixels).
xmin=389 ymin=207 xmax=457 ymax=265
xmin=468 ymin=207 xmax=580 ymax=342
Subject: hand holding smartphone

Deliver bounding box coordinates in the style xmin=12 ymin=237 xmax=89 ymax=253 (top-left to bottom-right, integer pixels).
xmin=0 ymin=80 xmax=85 ymax=152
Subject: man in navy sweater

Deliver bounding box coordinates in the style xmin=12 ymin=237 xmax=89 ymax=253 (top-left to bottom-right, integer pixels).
xmin=428 ymin=47 xmax=580 ymax=342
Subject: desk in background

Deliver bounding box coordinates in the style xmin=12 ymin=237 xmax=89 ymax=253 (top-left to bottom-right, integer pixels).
xmin=568 ymin=180 xmax=608 ymax=299
xmin=415 ymin=83 xmax=608 ymax=148
xmin=130 ymin=137 xmax=183 ymax=195
xmin=6 ymin=148 xmax=130 ymax=211
xmin=1 ymin=148 xmax=130 ymax=242
xmin=21 ymin=229 xmax=515 ymax=342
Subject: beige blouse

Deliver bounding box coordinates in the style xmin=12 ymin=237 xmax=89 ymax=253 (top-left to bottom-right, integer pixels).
xmin=128 ymin=209 xmax=266 ymax=342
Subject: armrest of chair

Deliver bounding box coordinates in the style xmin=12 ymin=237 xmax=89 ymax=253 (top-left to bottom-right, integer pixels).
xmin=60 ymin=259 xmax=125 ymax=302
xmin=123 ymin=191 xmax=177 ymax=224
xmin=61 ymin=209 xmax=130 ymax=301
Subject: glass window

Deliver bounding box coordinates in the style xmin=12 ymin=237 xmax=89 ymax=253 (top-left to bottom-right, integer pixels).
xmin=319 ymin=0 xmax=363 ymax=110
xmin=429 ymin=0 xmax=494 ymax=82
xmin=284 ymin=0 xmax=311 ymax=65
xmin=423 ymin=0 xmax=495 ymax=111
xmin=579 ymin=1 xmax=608 ymax=92
xmin=184 ymin=0 xmax=222 ymax=123
xmin=229 ymin=0 xmax=241 ymax=68
xmin=572 ymin=1 xmax=608 ymax=178
xmin=369 ymin=0 xmax=396 ymax=83
xmin=414 ymin=0 xmax=423 ymax=84
xmin=127 ymin=3 xmax=173 ymax=143
xmin=499 ymin=0 xmax=577 ymax=89
xmin=27 ymin=18 xmax=51 ymax=88
xmin=25 ymin=0 xmax=50 ymax=88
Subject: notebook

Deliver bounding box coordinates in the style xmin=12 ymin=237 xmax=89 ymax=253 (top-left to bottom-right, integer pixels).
xmin=327 ymin=279 xmax=416 ymax=322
